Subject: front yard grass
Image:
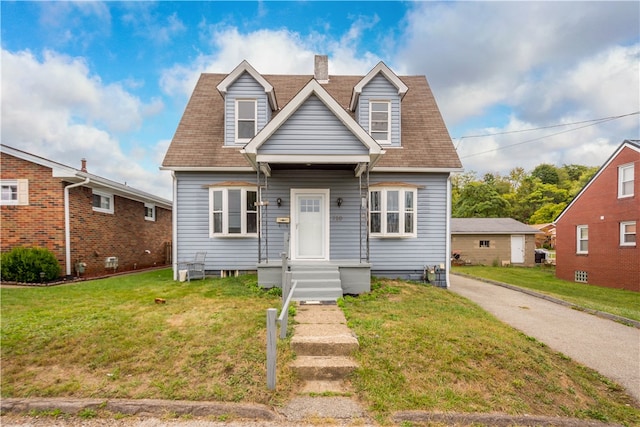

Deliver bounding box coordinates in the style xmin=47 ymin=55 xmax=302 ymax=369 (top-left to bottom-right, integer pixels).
xmin=452 ymin=265 xmax=640 ymax=322
xmin=2 ymin=270 xmax=639 ymax=426
xmin=341 ymin=279 xmax=639 ymax=425
xmin=0 ymin=269 xmax=296 ymax=406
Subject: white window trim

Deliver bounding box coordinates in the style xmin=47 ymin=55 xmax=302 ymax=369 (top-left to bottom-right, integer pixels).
xmin=235 ymin=99 xmax=257 ymax=143
xmin=618 ymin=163 xmax=634 ymax=198
xmin=1 ymin=179 xmax=28 ymax=206
xmin=620 ymin=221 xmax=636 ymax=247
xmin=92 ymin=190 xmax=114 ymax=214
xmin=144 ymin=203 xmax=156 ymax=222
xmin=209 ymin=187 xmax=258 ymax=237
xmin=369 ymin=100 xmax=391 ymax=144
xmin=370 ymin=187 xmax=417 ymax=238
xmin=576 ymin=225 xmax=588 ymax=254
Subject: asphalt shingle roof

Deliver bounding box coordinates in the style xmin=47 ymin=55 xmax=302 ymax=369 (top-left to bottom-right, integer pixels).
xmin=162 ymin=72 xmax=462 ymax=170
xmin=451 ymin=218 xmax=542 ymax=234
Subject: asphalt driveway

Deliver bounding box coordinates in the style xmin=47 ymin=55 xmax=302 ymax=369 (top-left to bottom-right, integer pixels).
xmin=449 ymin=274 xmax=640 ymax=403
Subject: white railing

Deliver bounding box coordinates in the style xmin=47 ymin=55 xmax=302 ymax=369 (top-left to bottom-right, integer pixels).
xmin=266 ymin=248 xmax=297 ymax=390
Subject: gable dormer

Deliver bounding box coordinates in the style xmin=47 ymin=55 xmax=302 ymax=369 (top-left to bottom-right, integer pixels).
xmin=216 ymin=61 xmax=278 ymax=146
xmin=350 ymin=62 xmax=408 ymax=148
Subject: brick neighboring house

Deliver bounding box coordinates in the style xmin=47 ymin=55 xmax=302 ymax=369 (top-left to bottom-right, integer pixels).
xmin=1 ymin=144 xmax=172 ymax=279
xmin=554 ymin=140 xmax=639 ymax=292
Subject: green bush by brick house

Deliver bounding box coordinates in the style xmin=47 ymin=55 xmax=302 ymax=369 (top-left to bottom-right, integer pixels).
xmin=1 ymin=246 xmax=61 ymax=283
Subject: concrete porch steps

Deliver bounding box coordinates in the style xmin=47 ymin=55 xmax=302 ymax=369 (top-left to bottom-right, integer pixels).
xmin=290 ymin=303 xmax=359 ymax=389
xmin=290 ymin=265 xmax=343 ymax=301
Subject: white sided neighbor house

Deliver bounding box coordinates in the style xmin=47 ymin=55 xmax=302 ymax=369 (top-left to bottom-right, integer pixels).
xmin=162 ymin=56 xmax=462 ymax=300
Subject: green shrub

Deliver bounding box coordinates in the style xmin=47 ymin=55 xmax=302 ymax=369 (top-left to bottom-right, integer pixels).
xmin=0 ymin=246 xmax=61 ymax=283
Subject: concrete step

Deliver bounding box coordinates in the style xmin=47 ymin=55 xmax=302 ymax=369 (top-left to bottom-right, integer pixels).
xmin=292 ymin=287 xmax=342 ymax=301
xmin=291 ymin=270 xmax=341 ymax=281
xmin=290 ymin=356 xmax=359 ymax=381
xmin=291 ymin=324 xmax=359 ymax=356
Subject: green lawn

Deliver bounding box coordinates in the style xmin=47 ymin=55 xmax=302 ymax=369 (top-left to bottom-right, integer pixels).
xmin=452 ymin=265 xmax=640 ymax=322
xmin=2 ymin=269 xmax=638 ymax=426
xmin=341 ymin=279 xmax=639 ymax=425
xmin=0 ymin=269 xmax=296 ymax=406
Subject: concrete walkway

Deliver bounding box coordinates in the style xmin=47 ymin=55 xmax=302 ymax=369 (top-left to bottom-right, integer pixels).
xmin=449 ymin=274 xmax=640 ymax=403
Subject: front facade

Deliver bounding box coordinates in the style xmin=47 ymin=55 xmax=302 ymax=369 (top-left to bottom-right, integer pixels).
xmin=1 ymin=145 xmax=172 ymax=278
xmin=555 ymin=140 xmax=639 ymax=291
xmin=451 ymin=218 xmax=540 ymax=267
xmin=162 ymin=57 xmax=462 ymax=295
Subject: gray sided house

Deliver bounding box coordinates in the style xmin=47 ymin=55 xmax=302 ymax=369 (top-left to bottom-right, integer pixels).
xmin=162 ymin=56 xmax=462 ymax=299
xmin=451 ymin=218 xmax=541 ymax=267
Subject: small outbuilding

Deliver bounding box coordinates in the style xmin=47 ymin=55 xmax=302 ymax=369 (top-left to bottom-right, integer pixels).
xmin=451 ymin=218 xmax=542 ymax=267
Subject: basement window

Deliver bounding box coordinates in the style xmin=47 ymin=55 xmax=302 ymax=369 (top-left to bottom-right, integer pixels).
xmin=574 ymin=271 xmax=588 ymax=283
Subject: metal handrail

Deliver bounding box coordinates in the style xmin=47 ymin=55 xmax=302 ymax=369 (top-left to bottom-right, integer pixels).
xmin=266 ymin=270 xmax=296 ymax=390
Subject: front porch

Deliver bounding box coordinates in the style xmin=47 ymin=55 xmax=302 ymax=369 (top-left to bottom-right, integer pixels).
xmin=257 ymin=259 xmax=371 ymax=300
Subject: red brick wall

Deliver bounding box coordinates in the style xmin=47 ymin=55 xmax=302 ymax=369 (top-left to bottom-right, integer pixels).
xmin=556 ymin=146 xmax=639 ymax=291
xmin=69 ymin=186 xmax=172 ymax=276
xmin=1 ymin=152 xmax=172 ymax=279
xmin=1 ymin=153 xmax=66 ymax=265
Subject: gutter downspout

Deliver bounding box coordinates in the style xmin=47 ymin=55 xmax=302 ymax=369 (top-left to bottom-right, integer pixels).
xmin=64 ymin=177 xmax=91 ymax=277
xmin=445 ymin=173 xmax=452 ymax=288
xmin=171 ymin=171 xmax=178 ymax=280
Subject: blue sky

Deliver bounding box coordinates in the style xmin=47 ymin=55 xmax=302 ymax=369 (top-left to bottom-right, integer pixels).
xmin=2 ymin=1 xmax=639 ymax=200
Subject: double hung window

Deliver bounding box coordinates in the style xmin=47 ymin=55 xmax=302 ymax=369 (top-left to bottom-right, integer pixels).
xmin=576 ymin=225 xmax=588 ymax=254
xmin=1 ymin=179 xmax=28 ymax=206
xmin=210 ymin=187 xmax=257 ymax=237
xmin=236 ymin=99 xmax=257 ymax=142
xmin=92 ymin=190 xmax=114 ymax=214
xmin=618 ymin=163 xmax=634 ymax=198
xmin=620 ymin=221 xmax=636 ymax=246
xmin=370 ymin=187 xmax=417 ymax=237
xmin=144 ymin=203 xmax=156 ymax=221
xmin=369 ymin=101 xmax=390 ymax=143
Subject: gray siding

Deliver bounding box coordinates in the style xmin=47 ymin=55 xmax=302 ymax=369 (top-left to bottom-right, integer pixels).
xmin=259 ymin=95 xmax=369 ymax=155
xmin=224 ymin=72 xmax=270 ymax=146
xmin=176 ymin=170 xmax=449 ymax=278
xmin=357 ymin=74 xmax=401 ymax=147
xmin=175 ymin=172 xmax=259 ymax=270
xmin=369 ymin=173 xmax=449 ymax=279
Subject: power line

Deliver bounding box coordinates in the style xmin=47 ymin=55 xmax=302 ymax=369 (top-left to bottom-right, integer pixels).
xmin=454 ymin=111 xmax=639 ymax=140
xmin=457 ymin=111 xmax=639 ymax=159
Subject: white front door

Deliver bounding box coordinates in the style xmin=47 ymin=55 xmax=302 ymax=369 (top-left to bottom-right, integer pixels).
xmin=291 ymin=189 xmax=329 ymax=260
xmin=511 ymin=235 xmax=525 ymax=264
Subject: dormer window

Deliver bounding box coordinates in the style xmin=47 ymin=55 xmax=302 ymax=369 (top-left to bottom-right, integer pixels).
xmin=370 ymin=101 xmax=390 ymax=143
xmin=236 ymin=99 xmax=257 ymax=142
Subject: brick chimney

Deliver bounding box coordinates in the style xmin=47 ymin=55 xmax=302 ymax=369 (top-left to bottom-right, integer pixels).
xmin=81 ymin=158 xmax=87 ymax=172
xmin=314 ymin=55 xmax=329 ymax=84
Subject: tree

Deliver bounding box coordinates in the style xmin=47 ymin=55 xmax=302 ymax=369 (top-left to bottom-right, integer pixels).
xmin=531 ymin=163 xmax=560 ymax=185
xmin=529 ymin=202 xmax=567 ymax=224
xmin=453 ymin=181 xmax=511 ymax=218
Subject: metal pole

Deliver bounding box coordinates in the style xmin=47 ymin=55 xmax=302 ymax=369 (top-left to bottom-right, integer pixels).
xmin=266 ymin=308 xmax=277 ymax=390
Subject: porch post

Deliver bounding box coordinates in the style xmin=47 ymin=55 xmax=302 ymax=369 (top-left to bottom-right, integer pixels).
xmin=257 ymin=163 xmax=262 ymax=264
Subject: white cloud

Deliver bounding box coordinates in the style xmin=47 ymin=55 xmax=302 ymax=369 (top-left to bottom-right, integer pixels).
xmin=160 ymin=22 xmax=387 ymax=98
xmin=394 ymin=1 xmax=639 ymax=175
xmin=1 ymin=48 xmax=171 ymax=200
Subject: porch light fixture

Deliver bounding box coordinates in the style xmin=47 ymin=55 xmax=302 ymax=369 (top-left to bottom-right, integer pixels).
xmin=277 ymin=197 xmax=282 ymax=207
xmin=337 ymin=197 xmax=343 ymax=207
